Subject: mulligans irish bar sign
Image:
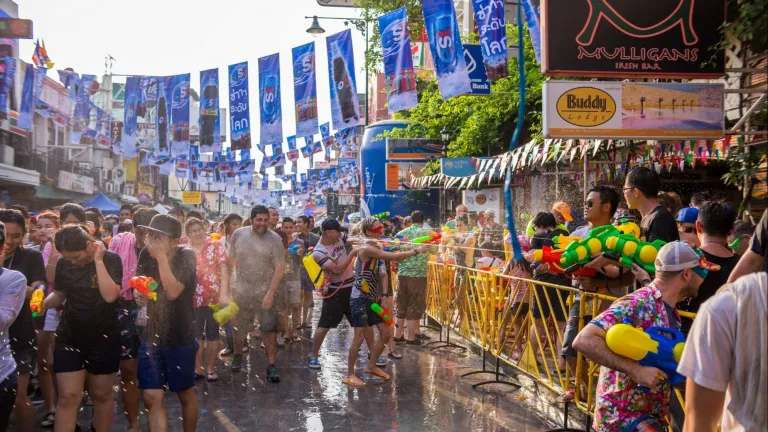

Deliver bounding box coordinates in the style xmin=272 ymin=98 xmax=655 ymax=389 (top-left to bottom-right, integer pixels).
xmin=541 ymin=0 xmax=726 ymax=78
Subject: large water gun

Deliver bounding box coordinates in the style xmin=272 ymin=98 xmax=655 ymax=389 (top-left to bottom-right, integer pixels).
xmin=371 ymin=303 xmax=394 ymax=327
xmin=210 ymin=301 xmax=239 ymax=325
xmin=302 ymin=248 xmax=325 ymax=288
xmin=411 ymin=232 xmax=441 ymax=245
xmin=603 ymin=233 xmax=666 ymax=274
xmin=532 ymin=246 xmax=597 ymax=277
xmin=130 ymin=276 xmax=158 ymax=301
xmin=30 ymin=288 xmax=45 ymax=318
xmin=381 ymin=237 xmax=401 ymax=252
xmin=373 ymin=212 xmax=390 ymax=220
xmin=288 ymin=242 xmax=304 ymax=255
xmin=559 ymin=225 xmax=618 ymax=268
xmin=552 ymin=235 xmax=581 ymax=250
xmin=615 ymin=218 xmax=641 ymax=238
xmin=606 ymin=319 xmax=686 ymax=388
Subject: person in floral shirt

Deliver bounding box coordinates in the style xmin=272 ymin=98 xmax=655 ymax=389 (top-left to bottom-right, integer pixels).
xmin=185 ymin=218 xmax=229 ymax=382
xmin=573 ymin=241 xmax=718 ymax=432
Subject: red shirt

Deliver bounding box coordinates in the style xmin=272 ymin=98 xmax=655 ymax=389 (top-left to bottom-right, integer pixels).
xmin=193 ymin=238 xmax=227 ymax=307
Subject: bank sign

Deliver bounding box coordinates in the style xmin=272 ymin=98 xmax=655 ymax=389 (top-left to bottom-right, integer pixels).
xmin=541 ymin=0 xmax=725 ymax=78
xmin=543 ymin=81 xmax=724 ymax=139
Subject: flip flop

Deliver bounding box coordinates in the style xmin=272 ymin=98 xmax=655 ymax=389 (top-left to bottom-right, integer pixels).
xmin=387 ymin=352 xmax=403 ymax=360
xmin=365 ymin=368 xmax=390 ymax=380
xmin=206 ymin=372 xmax=219 ymax=382
xmin=342 ymin=377 xmax=365 ymax=387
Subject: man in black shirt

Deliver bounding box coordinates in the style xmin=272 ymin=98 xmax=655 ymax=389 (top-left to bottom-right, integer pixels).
xmin=623 ymin=167 xmax=679 ymax=243
xmin=43 ymin=225 xmax=123 ymax=432
xmin=728 ymin=209 xmax=768 ymax=282
xmin=135 ymin=214 xmax=198 ymax=432
xmin=0 ymin=209 xmax=45 ymax=431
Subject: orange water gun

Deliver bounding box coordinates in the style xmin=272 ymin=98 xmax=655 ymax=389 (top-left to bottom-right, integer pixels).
xmin=130 ymin=276 xmax=158 ymax=301
xmin=532 ymin=246 xmax=597 ymax=277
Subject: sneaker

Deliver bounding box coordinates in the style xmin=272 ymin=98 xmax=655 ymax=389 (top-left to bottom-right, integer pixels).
xmin=308 ymin=357 xmax=321 ymax=369
xmin=266 ymin=364 xmax=280 ymax=383
xmin=393 ymin=336 xmax=406 ymax=344
xmin=416 ymin=333 xmax=431 ymax=341
xmin=277 ymin=335 xmax=285 ymax=347
xmin=405 ymin=338 xmax=423 ymax=346
xmin=376 ymin=357 xmax=387 ymax=367
xmin=231 ymin=354 xmax=243 ymax=372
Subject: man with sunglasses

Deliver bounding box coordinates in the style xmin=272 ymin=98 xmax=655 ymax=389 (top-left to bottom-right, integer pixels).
xmin=676 ymin=208 xmax=700 ymax=247
xmin=623 ymin=167 xmax=679 ymax=244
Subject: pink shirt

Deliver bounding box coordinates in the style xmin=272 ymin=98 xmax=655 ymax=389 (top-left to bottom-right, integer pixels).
xmin=108 ymin=232 xmax=138 ymax=300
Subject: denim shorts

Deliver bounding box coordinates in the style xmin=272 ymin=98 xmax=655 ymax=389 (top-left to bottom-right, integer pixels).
xmin=138 ymin=342 xmax=198 ymax=393
xmin=349 ymin=297 xmax=384 ymax=328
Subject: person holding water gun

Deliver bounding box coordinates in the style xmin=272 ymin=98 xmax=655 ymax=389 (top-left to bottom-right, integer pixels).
xmin=573 ymin=241 xmax=719 ymax=432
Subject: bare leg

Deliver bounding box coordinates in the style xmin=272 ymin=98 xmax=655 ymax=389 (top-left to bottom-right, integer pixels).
xmin=405 ymin=319 xmax=419 ymax=340
xmin=346 ymin=328 xmax=367 ymax=380
xmin=119 ymin=359 xmax=140 ymax=432
xmin=206 ymin=339 xmax=220 ymax=374
xmin=301 ymin=291 xmax=313 ymax=325
xmin=177 ymin=387 xmax=198 ymax=432
xmin=361 ymin=327 xmax=387 ymax=378
xmin=290 ymin=305 xmax=301 ymax=338
xmin=54 ymin=370 xmax=85 ymax=432
xmin=37 ymin=331 xmax=57 ymax=415
xmin=143 ymin=389 xmax=167 ymax=432
xmin=195 ymin=338 xmax=205 ymax=375
xmin=13 ymin=372 xmax=34 ymax=432
xmin=310 ymin=327 xmax=330 ymax=358
xmin=367 ymin=324 xmax=391 ymax=370
xmin=264 ymin=331 xmax=278 ymax=364
xmin=88 ymin=373 xmax=116 ymax=432
xmin=233 ymin=328 xmax=246 ymax=353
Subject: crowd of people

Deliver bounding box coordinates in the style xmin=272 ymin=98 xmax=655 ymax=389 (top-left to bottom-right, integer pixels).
xmin=0 ymin=165 xmax=766 ymax=432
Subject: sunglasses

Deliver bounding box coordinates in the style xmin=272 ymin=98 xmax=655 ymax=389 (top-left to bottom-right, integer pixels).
xmin=679 ymin=226 xmax=696 ymax=234
xmin=585 ymin=200 xmax=594 ymax=208
xmin=368 ymin=225 xmax=385 ymax=233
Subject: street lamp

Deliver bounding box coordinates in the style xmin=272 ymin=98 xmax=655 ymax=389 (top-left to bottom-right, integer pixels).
xmin=306 ymin=16 xmax=326 ymax=36
xmin=440 ymin=127 xmax=449 ymax=224
xmin=440 ymin=127 xmax=449 ymax=155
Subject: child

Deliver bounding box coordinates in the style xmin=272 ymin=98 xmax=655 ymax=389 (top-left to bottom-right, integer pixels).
xmin=475 ymin=241 xmax=503 ymax=270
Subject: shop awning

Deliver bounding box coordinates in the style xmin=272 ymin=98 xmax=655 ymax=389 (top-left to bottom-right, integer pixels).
xmin=82 ymin=193 xmax=121 ymax=214
xmin=35 ymin=185 xmax=94 ymax=202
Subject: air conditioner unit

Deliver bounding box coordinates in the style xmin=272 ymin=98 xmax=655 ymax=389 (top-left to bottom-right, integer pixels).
xmin=105 ymin=182 xmax=115 ymax=193
xmin=112 ymin=168 xmax=126 ymax=184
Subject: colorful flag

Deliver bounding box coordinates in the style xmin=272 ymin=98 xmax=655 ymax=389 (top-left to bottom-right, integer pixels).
xmin=199 ymin=68 xmax=222 ymax=153
xmin=421 ymin=0 xmax=472 ymax=99
xmin=170 ymin=74 xmax=191 ymax=157
xmin=292 ymin=42 xmax=319 ymax=137
xmin=470 ymin=0 xmax=508 ymax=81
xmin=326 ymin=29 xmax=361 ymax=130
xmin=32 ymin=39 xmax=54 ymax=69
xmin=378 ymin=7 xmax=418 ymax=113
xmin=258 ymin=53 xmax=283 ymax=145
xmin=228 ymin=62 xmax=252 ymax=151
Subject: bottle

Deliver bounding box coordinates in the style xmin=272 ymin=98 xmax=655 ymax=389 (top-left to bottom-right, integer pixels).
xmin=331 ymin=41 xmax=358 ymax=123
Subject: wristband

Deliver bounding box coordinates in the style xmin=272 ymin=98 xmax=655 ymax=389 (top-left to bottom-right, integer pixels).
xmin=641 ymin=278 xmax=652 ymax=287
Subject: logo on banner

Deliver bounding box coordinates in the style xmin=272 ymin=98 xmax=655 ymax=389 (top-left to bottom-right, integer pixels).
xmin=172 ymin=82 xmax=189 ymax=109
xmin=381 ymin=20 xmax=407 ymax=56
xmin=262 ymin=74 xmax=278 ymax=122
xmin=230 ymin=65 xmax=247 ymax=87
xmin=556 ymin=87 xmax=616 ymax=127
xmin=293 ymin=52 xmax=315 ymax=85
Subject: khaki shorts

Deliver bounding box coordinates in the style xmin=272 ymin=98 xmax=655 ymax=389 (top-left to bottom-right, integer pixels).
xmin=396 ymin=276 xmax=428 ymax=320
xmin=284 ymin=280 xmax=301 ymax=307
xmin=232 ymin=291 xmax=280 ymax=333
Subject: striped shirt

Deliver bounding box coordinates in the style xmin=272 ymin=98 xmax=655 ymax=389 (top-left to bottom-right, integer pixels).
xmin=311 ymin=233 xmax=354 ymax=290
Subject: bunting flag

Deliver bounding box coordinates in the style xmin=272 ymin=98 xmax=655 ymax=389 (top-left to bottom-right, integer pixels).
xmin=292 ymin=42 xmax=319 ymax=137
xmin=121 ymin=76 xmax=142 ymax=159
xmin=470 ymin=0 xmax=508 ymax=81
xmin=155 ymin=76 xmax=172 ymax=156
xmin=378 ymin=7 xmax=418 ymax=113
xmin=228 ymin=62 xmax=252 ymax=151
xmin=421 ymin=0 xmax=472 ymax=99
xmin=326 ymin=29 xmax=361 ymax=129
xmin=199 ymin=68 xmax=222 ymax=153
xmin=170 ymin=73 xmax=191 ymax=157
xmin=258 ymin=53 xmax=283 ymax=145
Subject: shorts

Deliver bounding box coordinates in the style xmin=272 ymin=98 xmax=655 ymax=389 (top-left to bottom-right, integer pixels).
xmin=119 ymin=301 xmax=141 ymax=361
xmin=194 ymin=307 xmax=219 ymax=341
xmin=561 ymin=299 xmax=592 ymax=358
xmin=316 ymin=288 xmax=353 ymax=329
xmin=301 ymin=274 xmax=315 ymax=291
xmin=12 ymin=348 xmax=35 ymax=375
xmin=509 ymin=302 xmax=529 ymax=318
xmin=138 ymin=342 xmax=198 ymax=393
xmin=44 ymin=309 xmax=60 ymax=332
xmin=284 ymin=280 xmax=301 ymax=307
xmin=233 ymin=292 xmax=280 ymax=333
xmin=349 ymin=297 xmax=384 ymax=328
xmin=396 ymin=276 xmax=427 ymax=320
xmin=531 ymin=286 xmax=569 ymax=322
xmin=54 ymin=342 xmax=120 ymax=375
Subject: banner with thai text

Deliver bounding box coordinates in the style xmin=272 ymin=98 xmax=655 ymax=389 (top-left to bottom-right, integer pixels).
xmin=258 ymin=53 xmax=283 ymax=145
xmin=292 ymin=42 xmax=319 ymax=137
xmin=170 ymin=73 xmax=191 ymax=157
xmin=421 ymin=0 xmax=472 ymax=99
xmin=199 ymin=68 xmax=222 ymax=153
xmin=228 ymin=62 xmax=252 ymax=151
xmin=378 ymin=7 xmax=418 ymax=113
xmin=326 ymin=29 xmax=361 ymax=130
xmin=470 ymin=0 xmax=507 ymax=81
xmin=155 ymin=76 xmax=172 ymax=156
xmin=121 ymin=76 xmax=142 ymax=158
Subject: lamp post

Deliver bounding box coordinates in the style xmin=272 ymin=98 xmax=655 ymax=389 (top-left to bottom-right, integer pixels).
xmin=306 ymin=15 xmax=370 ymax=126
xmin=440 ymin=127 xmax=449 ymax=223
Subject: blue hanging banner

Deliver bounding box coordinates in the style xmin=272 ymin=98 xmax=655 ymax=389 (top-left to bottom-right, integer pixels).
xmin=228 ymin=61 xmax=252 ymax=151
xmin=522 ymin=0 xmax=542 ymax=64
xmin=326 ymin=29 xmax=361 ymax=130
xmin=70 ymin=74 xmax=95 ymax=145
xmin=258 ymin=53 xmax=283 ymax=145
xmin=0 ymin=57 xmax=16 ymax=120
xmin=122 ymin=76 xmax=142 ymax=159
xmin=33 ymin=67 xmax=47 ymax=116
xmin=199 ymin=68 xmax=222 ymax=153
xmin=421 ymin=0 xmax=472 ymax=99
xmin=170 ymin=73 xmax=191 ymax=157
xmin=378 ymin=7 xmax=418 ymax=113
xmin=471 ymin=0 xmax=508 ymax=81
xmin=18 ymin=64 xmax=35 ymax=130
xmin=155 ymin=76 xmax=172 ymax=156
xmin=292 ymin=42 xmax=319 ymax=138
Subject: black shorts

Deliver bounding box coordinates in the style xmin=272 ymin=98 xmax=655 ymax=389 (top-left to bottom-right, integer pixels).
xmin=119 ymin=301 xmax=141 ymax=361
xmin=12 ymin=348 xmax=35 ymax=376
xmin=317 ymin=288 xmax=352 ymax=329
xmin=531 ymin=286 xmax=569 ymax=322
xmin=349 ymin=297 xmax=384 ymax=328
xmin=54 ymin=342 xmax=120 ymax=375
xmin=194 ymin=307 xmax=219 ymax=341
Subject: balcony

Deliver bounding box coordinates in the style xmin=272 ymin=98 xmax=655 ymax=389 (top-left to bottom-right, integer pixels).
xmin=0 ymin=143 xmax=40 ymax=186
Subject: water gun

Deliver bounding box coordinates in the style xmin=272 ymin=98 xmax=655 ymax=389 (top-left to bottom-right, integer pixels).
xmin=210 ymin=301 xmax=239 ymax=325
xmin=210 ymin=233 xmax=223 ymax=241
xmin=532 ymin=246 xmax=597 ymax=277
xmin=616 ymin=218 xmax=641 ymax=238
xmin=412 ymin=232 xmax=441 ymax=245
xmin=288 ymin=242 xmax=303 ymax=255
xmin=552 ymin=235 xmax=581 ymax=250
xmin=371 ymin=303 xmax=394 ymax=327
xmin=560 ymin=225 xmax=618 ymax=268
xmin=302 ymin=247 xmax=325 ymax=288
xmin=381 ymin=237 xmax=401 ymax=252
xmin=606 ymin=319 xmax=686 ymax=388
xmin=603 ymin=233 xmax=666 ymax=274
xmin=130 ymin=276 xmax=158 ymax=301
xmin=729 ymin=237 xmax=742 ymax=252
xmin=30 ymin=288 xmax=45 ymax=318
xmin=373 ymin=211 xmax=390 ymax=220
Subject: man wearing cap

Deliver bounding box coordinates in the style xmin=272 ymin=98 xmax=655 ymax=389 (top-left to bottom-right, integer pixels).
xmin=135 ymin=214 xmax=199 ymax=431
xmin=479 ymin=210 xmax=504 ymax=256
xmin=676 ymin=207 xmax=700 ymax=246
xmin=573 ymin=241 xmax=719 ymax=432
xmin=307 ymin=219 xmax=359 ymax=369
xmin=552 ymin=201 xmax=573 ymax=229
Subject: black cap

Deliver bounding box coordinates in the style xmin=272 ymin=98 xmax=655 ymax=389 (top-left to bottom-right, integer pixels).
xmin=139 ymin=214 xmax=182 ymax=239
xmin=321 ymin=219 xmax=342 ymax=232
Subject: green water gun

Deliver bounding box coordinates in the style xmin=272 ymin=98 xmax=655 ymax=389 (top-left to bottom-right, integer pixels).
xmin=603 ymin=234 xmax=666 ymax=274
xmin=560 ymin=225 xmax=618 ymax=268
xmin=729 ymin=237 xmax=742 ymax=252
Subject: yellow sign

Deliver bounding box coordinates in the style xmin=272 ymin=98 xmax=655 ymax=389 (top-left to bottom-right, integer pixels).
xmin=182 ymin=191 xmax=202 ymax=205
xmin=556 ymin=86 xmax=616 ymax=127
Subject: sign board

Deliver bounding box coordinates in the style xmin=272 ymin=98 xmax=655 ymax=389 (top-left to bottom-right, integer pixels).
xmin=386 ymin=138 xmax=444 ymax=160
xmin=463 ymin=45 xmax=491 ymax=96
xmin=543 ymin=81 xmax=725 ymax=139
xmin=441 ymin=157 xmax=493 ymax=177
xmin=58 ymin=171 xmax=94 ymax=195
xmin=0 ymin=18 xmax=33 ymax=39
xmin=316 ymin=0 xmax=357 ymax=6
xmin=182 ymin=191 xmax=202 ymax=205
xmin=385 ymin=162 xmax=428 ymax=191
xmin=463 ymin=188 xmax=502 ymax=216
xmin=541 ymin=0 xmax=726 ymax=78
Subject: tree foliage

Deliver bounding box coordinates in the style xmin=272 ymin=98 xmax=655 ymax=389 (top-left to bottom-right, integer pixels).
xmin=720 ymin=0 xmax=768 ymax=54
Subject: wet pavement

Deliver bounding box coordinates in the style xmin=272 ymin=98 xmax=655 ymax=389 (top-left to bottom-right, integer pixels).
xmin=24 ymin=306 xmax=550 ymax=431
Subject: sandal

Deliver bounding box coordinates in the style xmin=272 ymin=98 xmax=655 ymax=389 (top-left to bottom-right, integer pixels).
xmin=342 ymin=376 xmax=366 ymax=387
xmin=206 ymin=372 xmax=219 ymax=382
xmin=365 ymin=368 xmax=390 ymax=380
xmin=195 ymin=373 xmax=205 ymax=380
xmin=387 ymin=352 xmax=403 ymax=360
xmin=40 ymin=411 xmax=55 ymax=428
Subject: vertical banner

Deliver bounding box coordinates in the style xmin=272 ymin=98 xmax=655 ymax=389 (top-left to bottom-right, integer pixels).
xmin=228 ymin=62 xmax=252 ymax=151
xmin=155 ymin=76 xmax=172 ymax=156
xmin=122 ymin=76 xmax=142 ymax=159
xmin=378 ymin=8 xmax=418 ymax=113
xmin=292 ymin=42 xmax=319 ymax=137
xmin=421 ymin=0 xmax=472 ymax=99
xmin=33 ymin=67 xmax=47 ymax=115
xmin=522 ymin=0 xmax=542 ymax=64
xmin=71 ymin=74 xmax=95 ymax=145
xmin=0 ymin=57 xmax=16 ymax=120
xmin=18 ymin=64 xmax=35 ymax=130
xmin=170 ymin=73 xmax=191 ymax=157
xmin=470 ymin=0 xmax=508 ymax=81
xmin=199 ymin=68 xmax=222 ymax=153
xmin=326 ymin=29 xmax=361 ymax=130
xmin=258 ymin=53 xmax=283 ymax=145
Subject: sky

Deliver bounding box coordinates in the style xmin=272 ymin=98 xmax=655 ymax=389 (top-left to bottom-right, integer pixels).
xmin=16 ymin=0 xmax=368 ymax=175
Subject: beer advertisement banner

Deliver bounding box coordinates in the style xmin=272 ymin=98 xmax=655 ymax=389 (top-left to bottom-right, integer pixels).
xmin=541 ymin=0 xmax=726 ymax=78
xmin=70 ymin=75 xmax=94 ymax=145
xmin=121 ymin=76 xmax=142 ymax=159
xmin=378 ymin=7 xmax=418 ymax=113
xmin=522 ymin=0 xmax=542 ymax=64
xmin=155 ymin=76 xmax=172 ymax=156
xmin=258 ymin=53 xmax=283 ymax=145
xmin=199 ymin=68 xmax=222 ymax=153
xmin=326 ymin=29 xmax=361 ymax=130
xmin=18 ymin=64 xmax=35 ymax=130
xmin=421 ymin=0 xmax=472 ymax=99
xmin=170 ymin=73 xmax=191 ymax=157
xmin=292 ymin=42 xmax=319 ymax=138
xmin=228 ymin=62 xmax=252 ymax=151
xmin=110 ymin=120 xmax=123 ymax=155
xmin=542 ymin=81 xmax=725 ymax=139
xmin=470 ymin=0 xmax=508 ymax=81
xmin=0 ymin=56 xmax=16 ymax=120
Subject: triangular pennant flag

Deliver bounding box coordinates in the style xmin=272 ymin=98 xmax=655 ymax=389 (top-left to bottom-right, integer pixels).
xmin=593 ymin=139 xmax=602 ymax=157
xmin=552 ymin=139 xmax=561 ymax=162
